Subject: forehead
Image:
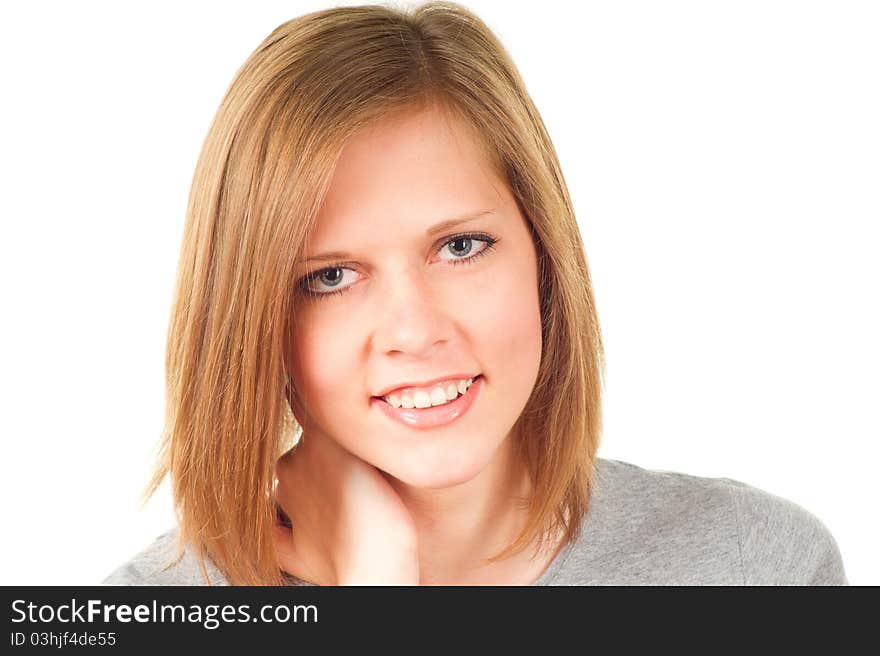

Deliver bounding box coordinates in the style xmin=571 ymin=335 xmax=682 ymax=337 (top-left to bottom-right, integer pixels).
xmin=307 ymin=106 xmax=509 ymax=249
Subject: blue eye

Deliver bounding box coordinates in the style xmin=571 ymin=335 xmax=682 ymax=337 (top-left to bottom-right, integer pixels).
xmin=439 ymin=236 xmax=478 ymax=260
xmin=298 ymin=232 xmax=499 ymax=300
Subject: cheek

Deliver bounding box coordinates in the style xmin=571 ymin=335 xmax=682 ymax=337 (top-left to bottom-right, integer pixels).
xmin=289 ymin=313 xmax=361 ymax=415
xmin=466 ymin=254 xmax=543 ymax=375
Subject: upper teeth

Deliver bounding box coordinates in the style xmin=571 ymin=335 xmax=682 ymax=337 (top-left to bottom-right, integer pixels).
xmin=383 ymin=377 xmax=475 ymax=409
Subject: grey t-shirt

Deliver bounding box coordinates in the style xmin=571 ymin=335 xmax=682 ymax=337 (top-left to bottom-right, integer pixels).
xmin=102 ymin=457 xmax=847 ymax=585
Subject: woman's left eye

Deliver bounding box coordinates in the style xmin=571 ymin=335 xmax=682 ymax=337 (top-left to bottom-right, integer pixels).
xmin=298 ymin=232 xmax=499 ymax=300
xmin=437 ymin=233 xmax=498 ymax=264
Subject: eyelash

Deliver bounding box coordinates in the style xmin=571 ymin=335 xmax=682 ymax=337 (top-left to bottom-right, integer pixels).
xmin=298 ymin=232 xmax=500 ymax=300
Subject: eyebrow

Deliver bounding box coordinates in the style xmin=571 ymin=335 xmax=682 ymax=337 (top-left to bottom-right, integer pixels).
xmin=299 ymin=209 xmax=496 ymax=265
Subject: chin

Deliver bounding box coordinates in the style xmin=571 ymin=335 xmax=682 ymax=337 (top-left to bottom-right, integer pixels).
xmin=382 ymin=447 xmax=494 ymax=490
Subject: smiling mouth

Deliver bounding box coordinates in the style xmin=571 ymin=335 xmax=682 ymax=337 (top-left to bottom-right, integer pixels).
xmin=373 ymin=374 xmax=482 ymax=408
xmin=371 ymin=375 xmax=484 ymax=429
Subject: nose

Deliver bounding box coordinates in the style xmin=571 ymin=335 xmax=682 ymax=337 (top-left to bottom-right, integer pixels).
xmin=371 ymin=267 xmax=453 ymax=358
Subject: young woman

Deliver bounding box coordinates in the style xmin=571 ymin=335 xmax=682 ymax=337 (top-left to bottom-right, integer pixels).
xmin=104 ymin=2 xmax=846 ymax=586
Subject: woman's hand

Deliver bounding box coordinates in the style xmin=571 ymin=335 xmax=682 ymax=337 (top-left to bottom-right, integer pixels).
xmin=273 ymin=429 xmax=420 ymax=585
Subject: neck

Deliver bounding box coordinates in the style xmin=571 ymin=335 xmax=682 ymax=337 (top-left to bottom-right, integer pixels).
xmin=385 ymin=435 xmax=545 ymax=585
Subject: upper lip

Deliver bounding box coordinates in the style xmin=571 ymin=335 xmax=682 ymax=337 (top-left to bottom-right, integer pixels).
xmin=373 ymin=373 xmax=480 ymax=398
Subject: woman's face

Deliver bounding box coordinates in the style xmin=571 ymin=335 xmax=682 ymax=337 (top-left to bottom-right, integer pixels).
xmin=287 ymin=106 xmax=542 ymax=489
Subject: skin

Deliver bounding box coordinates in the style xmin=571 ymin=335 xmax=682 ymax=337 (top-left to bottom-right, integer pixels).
xmin=275 ymin=104 xmax=560 ymax=585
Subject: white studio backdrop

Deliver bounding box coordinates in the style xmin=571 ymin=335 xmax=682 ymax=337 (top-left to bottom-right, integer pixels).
xmin=0 ymin=1 xmax=876 ymax=585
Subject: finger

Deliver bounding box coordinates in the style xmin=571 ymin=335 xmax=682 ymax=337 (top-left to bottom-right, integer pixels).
xmin=272 ymin=523 xmax=303 ymax=576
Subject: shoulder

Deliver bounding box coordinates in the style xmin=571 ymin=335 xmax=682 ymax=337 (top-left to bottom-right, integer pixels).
xmin=102 ymin=527 xmax=230 ymax=586
xmin=722 ymin=475 xmax=847 ymax=585
xmin=578 ymin=458 xmax=846 ymax=585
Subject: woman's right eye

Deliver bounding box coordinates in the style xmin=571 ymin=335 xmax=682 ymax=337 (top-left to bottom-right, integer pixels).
xmin=299 ymin=266 xmax=359 ymax=298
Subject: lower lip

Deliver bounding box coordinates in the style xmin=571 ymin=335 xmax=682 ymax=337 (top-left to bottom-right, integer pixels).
xmin=372 ymin=375 xmax=483 ymax=430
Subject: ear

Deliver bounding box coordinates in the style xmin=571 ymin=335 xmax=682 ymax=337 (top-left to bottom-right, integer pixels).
xmin=283 ymin=374 xmax=309 ymax=428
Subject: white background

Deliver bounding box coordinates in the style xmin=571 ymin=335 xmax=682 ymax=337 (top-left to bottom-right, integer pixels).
xmin=1 ymin=1 xmax=877 ymax=585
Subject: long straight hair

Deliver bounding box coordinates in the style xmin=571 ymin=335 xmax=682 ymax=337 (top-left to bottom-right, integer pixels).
xmin=144 ymin=1 xmax=604 ymax=585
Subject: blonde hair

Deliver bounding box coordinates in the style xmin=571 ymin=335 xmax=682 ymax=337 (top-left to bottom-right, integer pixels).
xmin=144 ymin=1 xmax=604 ymax=585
